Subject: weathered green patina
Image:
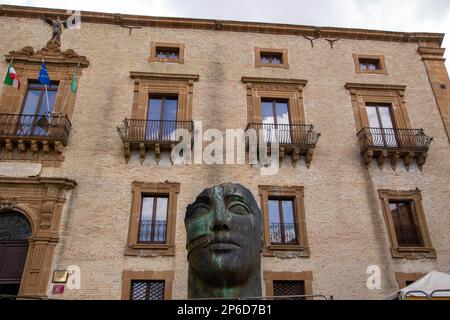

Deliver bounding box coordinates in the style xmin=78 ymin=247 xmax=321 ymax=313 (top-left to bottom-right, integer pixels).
xmin=185 ymin=183 xmax=263 ymax=299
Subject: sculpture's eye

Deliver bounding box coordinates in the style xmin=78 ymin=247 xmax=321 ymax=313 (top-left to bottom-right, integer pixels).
xmin=228 ymin=202 xmax=250 ymax=215
xmin=189 ymin=204 xmax=210 ymax=219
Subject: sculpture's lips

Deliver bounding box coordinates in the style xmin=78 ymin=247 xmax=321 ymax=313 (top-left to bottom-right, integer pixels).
xmin=207 ymin=240 xmax=240 ymax=251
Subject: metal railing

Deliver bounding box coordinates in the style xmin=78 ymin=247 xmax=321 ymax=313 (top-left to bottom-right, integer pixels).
xmin=138 ymin=220 xmax=167 ymax=243
xmin=0 ymin=113 xmax=72 ymax=145
xmin=269 ymin=223 xmax=298 ymax=245
xmin=117 ymin=119 xmax=193 ymax=143
xmin=357 ymin=127 xmax=432 ymax=153
xmin=246 ymin=123 xmax=320 ymax=147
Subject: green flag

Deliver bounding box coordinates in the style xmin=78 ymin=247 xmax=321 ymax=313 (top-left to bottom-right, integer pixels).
xmin=71 ymin=66 xmax=78 ymax=93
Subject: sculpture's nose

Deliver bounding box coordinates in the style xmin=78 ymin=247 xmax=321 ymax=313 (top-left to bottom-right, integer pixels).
xmin=210 ymin=191 xmax=231 ymax=232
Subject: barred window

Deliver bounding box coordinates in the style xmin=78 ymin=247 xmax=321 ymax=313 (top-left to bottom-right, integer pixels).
xmin=130 ymin=280 xmax=165 ymax=300
xmin=273 ymin=280 xmax=305 ymax=300
xmin=268 ymin=198 xmax=298 ymax=245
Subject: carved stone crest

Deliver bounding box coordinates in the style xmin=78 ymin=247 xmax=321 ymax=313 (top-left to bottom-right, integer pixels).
xmin=0 ymin=197 xmax=19 ymax=210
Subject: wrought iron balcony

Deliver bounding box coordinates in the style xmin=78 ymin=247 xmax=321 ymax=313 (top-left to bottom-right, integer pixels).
xmin=357 ymin=127 xmax=433 ymax=170
xmin=246 ymin=123 xmax=321 ymax=167
xmin=117 ymin=118 xmax=194 ymax=163
xmin=138 ymin=220 xmax=167 ymax=244
xmin=269 ymin=223 xmax=298 ymax=245
xmin=0 ymin=113 xmax=71 ymax=160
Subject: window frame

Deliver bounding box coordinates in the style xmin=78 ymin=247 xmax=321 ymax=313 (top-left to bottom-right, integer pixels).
xmin=126 ymin=181 xmax=180 ymax=256
xmin=259 ymin=186 xmax=309 ymax=257
xmin=122 ymin=270 xmax=174 ymax=300
xmin=267 ymin=197 xmax=298 ymax=245
xmin=149 ymin=42 xmax=185 ymax=64
xmin=242 ymin=77 xmax=307 ymax=125
xmin=255 ymin=48 xmax=289 ymax=69
xmin=395 ymin=272 xmax=425 ymax=289
xmin=353 ymin=54 xmax=388 ymax=75
xmin=264 ymin=271 xmax=313 ymax=299
xmin=378 ymin=189 xmax=436 ymax=259
xmin=137 ymin=195 xmax=169 ymax=244
xmin=345 ymin=83 xmax=410 ymax=132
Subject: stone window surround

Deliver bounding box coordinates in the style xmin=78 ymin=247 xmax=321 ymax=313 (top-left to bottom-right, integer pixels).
xmin=121 ymin=270 xmax=174 ymax=300
xmin=129 ymin=72 xmax=198 ymax=121
xmin=395 ymin=272 xmax=426 ymax=289
xmin=255 ymin=48 xmax=289 ymax=69
xmin=345 ymin=83 xmax=410 ymax=132
xmin=263 ymin=271 xmax=313 ymax=299
xmin=353 ymin=53 xmax=388 ymax=75
xmin=259 ymin=185 xmax=310 ymax=257
xmin=149 ymin=42 xmax=185 ymax=64
xmin=242 ymin=77 xmax=308 ymax=126
xmin=378 ymin=189 xmax=436 ymax=259
xmin=0 ymin=176 xmax=76 ymax=299
xmin=0 ymin=46 xmax=89 ymax=166
xmin=125 ymin=181 xmax=180 ymax=256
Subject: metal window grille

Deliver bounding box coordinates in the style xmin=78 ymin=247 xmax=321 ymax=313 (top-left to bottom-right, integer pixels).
xmin=273 ymin=280 xmax=305 ymax=300
xmin=130 ymin=280 xmax=165 ymax=300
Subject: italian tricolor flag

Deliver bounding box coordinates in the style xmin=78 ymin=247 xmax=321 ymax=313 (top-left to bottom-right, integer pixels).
xmin=4 ymin=63 xmax=20 ymax=89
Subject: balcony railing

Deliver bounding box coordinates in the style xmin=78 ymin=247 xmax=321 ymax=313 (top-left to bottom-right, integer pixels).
xmin=117 ymin=119 xmax=193 ymax=144
xmin=0 ymin=113 xmax=71 ymax=145
xmin=117 ymin=118 xmax=194 ymax=163
xmin=357 ymin=127 xmax=433 ymax=169
xmin=246 ymin=123 xmax=321 ymax=147
xmin=138 ymin=220 xmax=167 ymax=244
xmin=269 ymin=223 xmax=298 ymax=245
xmin=357 ymin=127 xmax=432 ymax=153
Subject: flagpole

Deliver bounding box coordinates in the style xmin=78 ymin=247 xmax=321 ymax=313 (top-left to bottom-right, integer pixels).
xmin=41 ymin=58 xmax=51 ymax=118
xmin=61 ymin=63 xmax=79 ymax=116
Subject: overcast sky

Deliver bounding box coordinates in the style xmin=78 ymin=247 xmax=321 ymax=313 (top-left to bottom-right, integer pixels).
xmin=1 ymin=0 xmax=449 ymax=69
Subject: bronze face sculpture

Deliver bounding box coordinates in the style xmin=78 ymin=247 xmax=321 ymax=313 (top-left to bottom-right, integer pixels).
xmin=185 ymin=183 xmax=262 ymax=298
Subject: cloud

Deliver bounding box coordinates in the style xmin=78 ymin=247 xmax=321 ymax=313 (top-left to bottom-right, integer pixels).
xmin=1 ymin=0 xmax=449 ymax=68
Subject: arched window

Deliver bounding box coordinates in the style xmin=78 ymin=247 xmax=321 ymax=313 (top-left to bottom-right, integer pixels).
xmin=0 ymin=211 xmax=31 ymax=241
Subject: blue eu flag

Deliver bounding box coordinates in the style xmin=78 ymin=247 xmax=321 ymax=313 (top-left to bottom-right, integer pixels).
xmin=38 ymin=62 xmax=51 ymax=86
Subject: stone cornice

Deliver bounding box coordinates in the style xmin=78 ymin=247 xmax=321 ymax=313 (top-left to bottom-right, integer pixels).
xmin=345 ymin=83 xmax=407 ymax=91
xmin=0 ymin=4 xmax=445 ymax=47
xmin=130 ymin=71 xmax=199 ymax=81
xmin=242 ymin=77 xmax=308 ymax=86
xmin=0 ymin=176 xmax=77 ymax=189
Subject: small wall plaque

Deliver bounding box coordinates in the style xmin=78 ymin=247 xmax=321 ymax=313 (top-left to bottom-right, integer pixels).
xmin=52 ymin=270 xmax=68 ymax=283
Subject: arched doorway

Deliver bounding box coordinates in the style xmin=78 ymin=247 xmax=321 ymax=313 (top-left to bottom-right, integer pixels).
xmin=0 ymin=211 xmax=32 ymax=298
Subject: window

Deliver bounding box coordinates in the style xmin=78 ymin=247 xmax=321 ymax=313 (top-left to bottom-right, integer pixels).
xmin=365 ymin=103 xmax=397 ymax=148
xmin=156 ymin=47 xmax=179 ymax=60
xmin=118 ymin=72 xmax=198 ymax=164
xmin=261 ymin=52 xmax=283 ymax=65
xmin=122 ymin=271 xmax=174 ymax=300
xmin=345 ymin=83 xmax=432 ymax=170
xmin=395 ymin=272 xmax=425 ymax=289
xmin=0 ymin=43 xmax=88 ymax=165
xmin=149 ymin=42 xmax=185 ymax=63
xmin=268 ymin=198 xmax=297 ymax=245
xmin=146 ymin=95 xmax=178 ymax=141
xmin=359 ymin=58 xmax=381 ymax=71
xmin=273 ymin=281 xmax=306 ymax=300
xmin=126 ymin=182 xmax=180 ymax=256
xmin=138 ymin=196 xmax=168 ymax=243
xmin=353 ymin=54 xmax=387 ymax=74
xmin=259 ymin=186 xmax=309 ymax=257
xmin=17 ymin=82 xmax=59 ymax=137
xmin=261 ymin=98 xmax=291 ymax=144
xmin=130 ymin=280 xmax=165 ymax=300
xmin=255 ymin=48 xmax=289 ymax=69
xmin=389 ymin=201 xmax=423 ymax=247
xmin=264 ymin=271 xmax=313 ymax=300
xmin=379 ymin=189 xmax=436 ymax=259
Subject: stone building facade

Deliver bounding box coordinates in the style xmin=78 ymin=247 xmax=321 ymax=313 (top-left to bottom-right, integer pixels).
xmin=0 ymin=5 xmax=449 ymax=300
